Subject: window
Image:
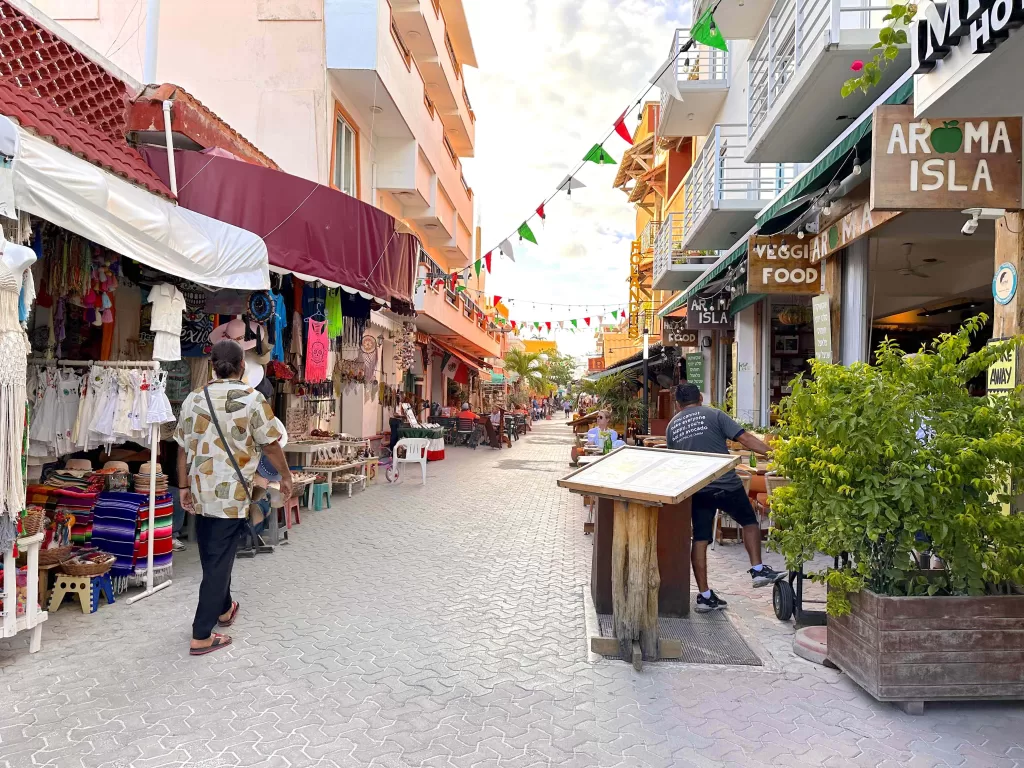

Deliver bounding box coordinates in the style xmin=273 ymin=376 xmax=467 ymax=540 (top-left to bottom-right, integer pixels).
xmin=331 ymin=107 xmax=358 ymax=197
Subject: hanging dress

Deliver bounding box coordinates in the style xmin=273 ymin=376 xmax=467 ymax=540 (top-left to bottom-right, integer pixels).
xmin=305 ymin=319 xmax=329 ymax=383
xmin=0 ymin=261 xmax=31 ymax=552
xmin=270 ymin=290 xmax=287 ymax=362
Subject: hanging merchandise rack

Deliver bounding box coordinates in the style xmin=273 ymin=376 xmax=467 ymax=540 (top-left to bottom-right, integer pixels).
xmin=28 ymin=358 xmax=171 ymax=606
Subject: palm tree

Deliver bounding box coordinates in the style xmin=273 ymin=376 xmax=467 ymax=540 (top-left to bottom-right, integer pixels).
xmin=504 ymin=349 xmax=552 ymax=396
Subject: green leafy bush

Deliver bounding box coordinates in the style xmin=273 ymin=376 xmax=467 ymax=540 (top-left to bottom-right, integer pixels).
xmin=770 ymin=316 xmax=1024 ymax=615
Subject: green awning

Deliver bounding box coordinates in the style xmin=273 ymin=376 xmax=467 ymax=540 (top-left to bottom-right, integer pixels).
xmin=755 ymin=76 xmax=914 ymax=227
xmin=729 ymin=292 xmax=765 ymax=316
xmin=658 ymin=241 xmax=749 ymax=317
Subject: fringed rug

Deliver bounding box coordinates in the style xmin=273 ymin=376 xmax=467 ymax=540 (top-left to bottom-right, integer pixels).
xmin=91 ymin=491 xmax=147 ymax=594
xmin=130 ymin=493 xmax=173 ymax=588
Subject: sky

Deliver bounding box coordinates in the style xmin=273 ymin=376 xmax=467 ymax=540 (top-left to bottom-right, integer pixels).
xmin=461 ymin=0 xmax=691 ymax=359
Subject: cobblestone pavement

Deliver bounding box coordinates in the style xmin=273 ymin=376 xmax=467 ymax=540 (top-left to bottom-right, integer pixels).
xmin=2 ymin=419 xmax=1023 ymax=768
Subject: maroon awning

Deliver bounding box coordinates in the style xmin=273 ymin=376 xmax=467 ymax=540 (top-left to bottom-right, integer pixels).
xmin=142 ymin=148 xmax=417 ymax=304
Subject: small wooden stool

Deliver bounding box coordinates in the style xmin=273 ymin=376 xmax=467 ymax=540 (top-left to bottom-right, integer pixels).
xmin=283 ymin=496 xmax=301 ymax=528
xmin=48 ymin=573 xmax=115 ymax=614
xmin=311 ymin=483 xmax=331 ymax=510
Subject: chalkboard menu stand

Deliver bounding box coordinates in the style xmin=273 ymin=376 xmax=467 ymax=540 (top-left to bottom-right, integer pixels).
xmin=558 ymin=446 xmax=740 ymax=670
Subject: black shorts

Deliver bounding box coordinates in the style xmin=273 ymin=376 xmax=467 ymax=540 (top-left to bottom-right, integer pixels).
xmin=691 ymin=484 xmax=758 ymax=542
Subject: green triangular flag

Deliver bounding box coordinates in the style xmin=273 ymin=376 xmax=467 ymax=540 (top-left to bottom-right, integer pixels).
xmin=571 ymin=319 xmax=578 ymax=328
xmin=456 ymin=285 xmax=467 ymax=292
xmin=474 ymin=259 xmax=482 ymax=277
xmin=518 ymin=222 xmax=538 ymax=244
xmin=691 ymin=7 xmax=728 ymax=52
xmin=611 ymin=310 xmax=618 ymax=319
xmin=534 ymin=322 xmax=541 ymax=330
xmin=583 ymin=144 xmax=616 ymax=165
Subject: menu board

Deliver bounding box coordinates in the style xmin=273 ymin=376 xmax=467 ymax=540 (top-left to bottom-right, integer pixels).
xmin=558 ymin=446 xmax=739 ymax=505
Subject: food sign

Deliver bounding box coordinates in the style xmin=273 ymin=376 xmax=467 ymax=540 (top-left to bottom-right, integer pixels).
xmin=662 ymin=317 xmax=698 ymax=347
xmin=747 ymin=235 xmax=820 ymax=294
xmin=871 ymin=105 xmax=1022 ymax=211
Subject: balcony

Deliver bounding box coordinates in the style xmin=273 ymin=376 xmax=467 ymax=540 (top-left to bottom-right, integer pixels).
xmin=652 ymin=214 xmax=719 ymax=291
xmin=659 ymin=34 xmax=730 ymax=139
xmin=693 ymin=0 xmax=774 ymax=39
xmin=745 ymin=0 xmax=910 ymax=163
xmin=414 ymin=252 xmax=501 ymax=358
xmin=640 ymin=220 xmax=661 ymax=256
xmin=682 ymin=124 xmax=798 ymax=250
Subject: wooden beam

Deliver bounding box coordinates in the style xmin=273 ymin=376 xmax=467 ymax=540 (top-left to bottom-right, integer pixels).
xmin=611 ymin=501 xmax=661 ymax=663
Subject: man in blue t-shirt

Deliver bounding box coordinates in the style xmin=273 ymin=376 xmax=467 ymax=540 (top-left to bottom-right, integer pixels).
xmin=666 ymin=384 xmax=786 ymax=612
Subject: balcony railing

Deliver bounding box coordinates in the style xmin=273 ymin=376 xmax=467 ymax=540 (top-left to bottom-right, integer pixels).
xmin=418 ymin=251 xmax=446 ymax=286
xmin=748 ymin=0 xmax=892 ymax=138
xmin=653 ymin=214 xmax=718 ymax=284
xmin=659 ymin=32 xmax=729 ymax=111
xmin=682 ymin=124 xmax=798 ymax=235
xmin=640 ymin=220 xmax=662 ymax=255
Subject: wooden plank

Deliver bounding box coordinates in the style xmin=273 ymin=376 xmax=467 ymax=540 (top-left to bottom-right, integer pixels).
xmin=880 ymin=629 xmax=1024 ymax=653
xmin=611 ymin=501 xmax=660 ymax=662
xmin=590 ymin=636 xmax=620 ymax=656
xmin=880 ymin=651 xmax=1024 ymax=664
xmin=659 ymin=638 xmax=683 ymax=659
xmin=746 ymin=235 xmax=821 ymax=294
xmin=881 ymin=661 xmax=1024 ymax=686
xmin=875 ymin=594 xmax=1024 ymax=620
xmin=878 ymin=683 xmax=1024 ymax=700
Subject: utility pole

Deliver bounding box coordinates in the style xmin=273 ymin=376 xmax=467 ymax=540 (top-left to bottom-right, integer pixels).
xmin=143 ymin=0 xmax=161 ymax=84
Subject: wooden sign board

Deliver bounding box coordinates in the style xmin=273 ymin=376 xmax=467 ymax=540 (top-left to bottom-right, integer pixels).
xmin=662 ymin=317 xmax=698 ymax=347
xmin=686 ymin=296 xmax=731 ymax=329
xmin=811 ymin=294 xmax=833 ymax=362
xmin=871 ymin=105 xmax=1022 ymax=211
xmin=747 ymin=235 xmax=821 ymax=294
xmin=810 ymin=202 xmax=901 ymax=265
xmin=557 ymin=445 xmax=740 ymax=506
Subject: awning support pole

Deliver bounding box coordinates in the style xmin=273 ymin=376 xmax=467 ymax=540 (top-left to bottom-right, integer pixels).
xmin=162 ymin=99 xmax=178 ymax=196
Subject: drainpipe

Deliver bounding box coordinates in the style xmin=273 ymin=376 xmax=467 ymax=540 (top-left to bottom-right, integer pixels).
xmin=143 ymin=0 xmax=161 ymax=83
xmin=162 ymin=99 xmax=178 ymax=196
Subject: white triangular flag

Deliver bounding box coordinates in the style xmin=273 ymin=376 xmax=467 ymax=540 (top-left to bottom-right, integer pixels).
xmin=558 ymin=320 xmax=564 ymax=329
xmin=598 ymin=315 xmax=604 ymax=327
xmin=557 ymin=175 xmax=586 ymax=194
xmin=651 ymin=51 xmax=682 ymax=101
xmin=499 ymin=239 xmax=515 ymax=262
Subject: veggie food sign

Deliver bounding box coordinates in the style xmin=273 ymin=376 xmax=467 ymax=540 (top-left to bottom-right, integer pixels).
xmin=747 ymin=235 xmax=820 ymax=294
xmin=871 ymin=105 xmax=1022 ymax=210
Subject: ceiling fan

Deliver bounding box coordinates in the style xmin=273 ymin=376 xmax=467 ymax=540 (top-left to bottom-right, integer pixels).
xmin=887 ymin=243 xmax=943 ymax=278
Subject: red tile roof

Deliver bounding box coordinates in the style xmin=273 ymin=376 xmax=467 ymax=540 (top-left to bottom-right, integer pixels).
xmin=130 ymin=84 xmax=279 ymax=170
xmin=0 ymin=2 xmax=173 ymax=198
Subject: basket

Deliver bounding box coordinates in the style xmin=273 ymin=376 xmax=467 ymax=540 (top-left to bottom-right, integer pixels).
xmin=20 ymin=507 xmax=46 ymax=537
xmin=37 ymin=545 xmax=73 ymax=566
xmin=61 ymin=554 xmax=115 ymax=577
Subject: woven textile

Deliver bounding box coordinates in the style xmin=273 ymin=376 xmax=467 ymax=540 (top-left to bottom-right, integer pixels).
xmin=91 ymin=491 xmax=146 ymax=579
xmin=55 ymin=489 xmax=98 ymax=545
xmin=133 ymin=493 xmax=173 ymax=578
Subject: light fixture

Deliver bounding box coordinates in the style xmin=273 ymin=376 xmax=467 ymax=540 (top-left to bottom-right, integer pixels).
xmin=425 ymin=223 xmax=438 ymax=230
xmin=852 ymin=153 xmax=862 ymax=175
xmin=370 ymin=105 xmax=383 ymax=114
xmin=797 ymin=227 xmax=805 ymax=240
xmin=821 ymin=203 xmax=832 ymax=216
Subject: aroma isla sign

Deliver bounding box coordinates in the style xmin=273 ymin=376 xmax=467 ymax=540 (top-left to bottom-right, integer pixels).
xmin=871 ymin=105 xmax=1022 ymax=211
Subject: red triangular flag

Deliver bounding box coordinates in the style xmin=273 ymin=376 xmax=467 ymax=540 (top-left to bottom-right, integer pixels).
xmin=536 ymin=203 xmax=546 ymax=220
xmin=584 ymin=317 xmax=591 ymax=326
xmin=545 ymin=321 xmax=551 ymax=331
xmin=494 ymin=295 xmax=502 ymax=306
xmin=510 ymin=320 xmax=517 ymax=329
xmin=613 ymin=110 xmax=633 ymax=145
xmin=484 ymin=251 xmax=492 ymax=273
xmin=450 ymin=272 xmax=458 ymax=291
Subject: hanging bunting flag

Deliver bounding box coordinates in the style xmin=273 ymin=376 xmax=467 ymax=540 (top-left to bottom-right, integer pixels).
xmin=456 ymin=285 xmax=467 ymax=292
xmin=484 ymin=251 xmax=492 ymax=273
xmin=474 ymin=259 xmax=482 ymax=277
xmin=534 ymin=322 xmax=541 ymax=330
xmin=450 ymin=272 xmax=458 ymax=291
xmin=558 ymin=320 xmax=564 ymax=329
xmin=518 ymin=222 xmax=538 ymax=244
xmin=598 ymin=315 xmax=604 ymax=326
xmin=511 ymin=320 xmax=517 ymax=329
xmin=500 ymin=239 xmax=515 ymax=262
xmin=536 ymin=203 xmax=546 ymax=220
xmin=613 ymin=110 xmax=633 ymax=145
xmin=611 ymin=310 xmax=618 ymax=319
xmin=691 ymin=6 xmax=729 ymax=51
xmin=416 ymin=279 xmax=423 ymax=289
xmin=557 ymin=175 xmax=587 ymax=196
xmin=571 ymin=319 xmax=578 ymax=329
xmin=545 ymin=321 xmax=551 ymax=331
xmin=583 ymin=144 xmax=617 ymax=165
xmin=584 ymin=317 xmax=591 ymax=326
xmin=652 ymin=51 xmax=684 ymax=101
xmin=493 ymin=295 xmax=502 ymax=307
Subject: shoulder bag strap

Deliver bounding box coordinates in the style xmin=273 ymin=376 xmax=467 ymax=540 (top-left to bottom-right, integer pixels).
xmin=203 ymin=384 xmax=252 ymax=502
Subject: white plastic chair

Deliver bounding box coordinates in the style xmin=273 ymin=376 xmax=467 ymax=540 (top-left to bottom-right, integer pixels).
xmin=393 ymin=438 xmax=429 ymax=485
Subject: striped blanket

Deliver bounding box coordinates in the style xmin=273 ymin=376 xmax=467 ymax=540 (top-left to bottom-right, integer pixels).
xmin=55 ymin=490 xmax=99 ymax=545
xmin=132 ymin=493 xmax=174 ymax=582
xmin=91 ymin=492 xmax=147 ymax=583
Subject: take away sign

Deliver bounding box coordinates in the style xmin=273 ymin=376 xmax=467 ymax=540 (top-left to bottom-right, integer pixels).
xmin=747 ymin=235 xmax=820 ymax=294
xmin=871 ymin=105 xmax=1022 ymax=211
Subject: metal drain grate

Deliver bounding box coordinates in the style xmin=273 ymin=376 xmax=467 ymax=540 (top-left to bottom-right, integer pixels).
xmin=598 ymin=602 xmax=762 ymax=666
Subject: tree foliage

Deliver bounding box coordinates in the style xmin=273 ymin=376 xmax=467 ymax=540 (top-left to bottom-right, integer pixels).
xmin=504 ymin=349 xmax=552 ymax=395
xmin=546 ymin=352 xmax=578 ymax=388
xmin=580 ymin=370 xmax=646 ymax=431
xmin=770 ymin=316 xmax=1024 ymax=615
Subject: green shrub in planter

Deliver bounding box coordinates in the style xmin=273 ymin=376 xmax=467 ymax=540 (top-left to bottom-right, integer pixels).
xmin=770 ymin=316 xmax=1024 ymax=616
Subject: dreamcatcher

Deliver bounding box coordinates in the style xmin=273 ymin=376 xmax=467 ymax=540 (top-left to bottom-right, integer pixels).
xmin=360 ymin=335 xmax=378 ymax=402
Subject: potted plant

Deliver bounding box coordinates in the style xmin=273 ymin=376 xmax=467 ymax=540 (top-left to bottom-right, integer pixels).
xmin=770 ymin=316 xmax=1024 ymax=712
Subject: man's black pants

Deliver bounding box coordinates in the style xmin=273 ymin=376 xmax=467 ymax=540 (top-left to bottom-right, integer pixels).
xmin=192 ymin=515 xmax=246 ymax=640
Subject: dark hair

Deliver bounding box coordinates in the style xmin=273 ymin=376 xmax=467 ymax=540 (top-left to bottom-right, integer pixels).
xmin=211 ymin=340 xmax=244 ymax=379
xmin=675 ymin=382 xmax=701 ymax=406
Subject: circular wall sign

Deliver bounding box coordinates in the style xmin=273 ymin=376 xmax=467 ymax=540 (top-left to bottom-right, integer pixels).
xmin=993 ymin=262 xmax=1018 ymax=305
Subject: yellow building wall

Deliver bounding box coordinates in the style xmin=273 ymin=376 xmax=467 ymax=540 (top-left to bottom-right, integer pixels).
xmin=522 ymin=340 xmax=558 ymax=355
xmin=602 ymin=332 xmax=641 ymax=368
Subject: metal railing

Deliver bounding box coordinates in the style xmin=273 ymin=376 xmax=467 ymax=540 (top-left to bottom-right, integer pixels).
xmin=640 ymin=220 xmax=662 ymax=254
xmin=417 ymin=251 xmax=445 ymax=289
xmin=653 ymin=213 xmax=718 ymax=283
xmin=748 ymin=0 xmax=893 ymax=137
xmin=682 ymin=124 xmax=798 ymax=235
xmin=659 ymin=31 xmax=729 ymax=114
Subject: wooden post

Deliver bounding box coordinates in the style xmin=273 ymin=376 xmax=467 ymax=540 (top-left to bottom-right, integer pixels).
xmin=994 ymin=213 xmax=1024 ymax=355
xmin=611 ymin=501 xmax=661 ymax=667
xmin=823 ymin=255 xmax=843 ymax=364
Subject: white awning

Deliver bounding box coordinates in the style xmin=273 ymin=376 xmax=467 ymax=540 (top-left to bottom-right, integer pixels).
xmin=0 ymin=115 xmax=269 ymax=290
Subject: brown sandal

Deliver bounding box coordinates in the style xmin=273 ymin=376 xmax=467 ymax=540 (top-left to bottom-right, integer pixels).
xmin=189 ymin=633 xmax=232 ymax=656
xmin=218 ymin=601 xmax=240 ymax=627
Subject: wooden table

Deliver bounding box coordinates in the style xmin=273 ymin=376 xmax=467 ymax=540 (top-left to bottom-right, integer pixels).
xmin=558 ymin=446 xmax=739 ymax=670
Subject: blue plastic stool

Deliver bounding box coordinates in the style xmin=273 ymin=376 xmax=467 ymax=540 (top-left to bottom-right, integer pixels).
xmin=90 ymin=573 xmax=115 ymax=613
xmin=312 ymin=482 xmax=331 ymax=511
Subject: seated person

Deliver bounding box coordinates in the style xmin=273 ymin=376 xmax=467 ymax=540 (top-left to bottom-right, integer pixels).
xmin=458 ymin=402 xmax=477 ymax=422
xmin=586 ymin=410 xmax=625 ymax=452
xmin=489 ymin=407 xmax=502 ymax=428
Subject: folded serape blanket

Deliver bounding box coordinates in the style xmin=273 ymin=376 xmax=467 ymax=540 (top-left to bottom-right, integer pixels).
xmin=91 ymin=492 xmax=148 ymax=591
xmin=132 ymin=493 xmax=174 ymax=582
xmin=55 ymin=489 xmax=99 ymax=545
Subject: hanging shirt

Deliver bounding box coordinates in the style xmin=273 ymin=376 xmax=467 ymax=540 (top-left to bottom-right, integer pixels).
xmin=147 ymin=283 xmax=187 ymax=335
xmin=271 ymin=291 xmax=287 ymax=362
xmin=325 ymin=288 xmax=343 ymax=339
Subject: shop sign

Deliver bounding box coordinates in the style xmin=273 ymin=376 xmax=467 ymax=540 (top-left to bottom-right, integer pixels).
xmin=415 ymin=331 xmax=430 ymax=345
xmin=811 ymin=294 xmax=833 ymax=362
xmin=747 ymin=235 xmax=821 ymax=294
xmin=987 ymin=342 xmax=1017 ymax=394
xmin=588 ymin=357 xmax=606 ymax=372
xmin=686 ymin=296 xmax=732 ymax=329
xmin=871 ymin=105 xmax=1022 ymax=211
xmin=913 ymin=0 xmax=1021 ymax=72
xmin=993 ymin=262 xmax=1018 ymax=305
xmin=686 ymin=353 xmax=705 ymax=390
xmin=662 ymin=317 xmax=699 ymax=347
xmin=810 ymin=202 xmax=901 ymax=265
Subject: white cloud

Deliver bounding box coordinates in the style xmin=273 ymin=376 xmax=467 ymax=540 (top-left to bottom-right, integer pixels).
xmin=462 ymin=0 xmax=690 ymax=357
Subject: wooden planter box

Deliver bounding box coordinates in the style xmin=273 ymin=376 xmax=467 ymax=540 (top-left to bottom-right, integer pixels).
xmin=828 ymin=589 xmax=1024 ymax=713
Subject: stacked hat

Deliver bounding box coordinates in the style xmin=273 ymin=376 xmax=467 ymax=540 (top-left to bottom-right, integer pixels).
xmin=133 ymin=462 xmax=169 ymax=494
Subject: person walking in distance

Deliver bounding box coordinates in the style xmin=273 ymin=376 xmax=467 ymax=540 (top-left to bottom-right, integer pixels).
xmin=175 ymin=340 xmax=293 ymax=655
xmin=666 ymin=383 xmax=785 ymax=612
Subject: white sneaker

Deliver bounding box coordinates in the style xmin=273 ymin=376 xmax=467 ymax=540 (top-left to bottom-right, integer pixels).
xmin=172 ymin=538 xmax=186 ymax=552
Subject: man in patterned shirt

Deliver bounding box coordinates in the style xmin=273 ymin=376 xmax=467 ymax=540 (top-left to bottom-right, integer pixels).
xmin=175 ymin=340 xmax=292 ymax=656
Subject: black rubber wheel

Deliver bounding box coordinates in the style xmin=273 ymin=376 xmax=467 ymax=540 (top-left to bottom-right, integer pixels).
xmin=773 ymin=579 xmax=795 ymax=621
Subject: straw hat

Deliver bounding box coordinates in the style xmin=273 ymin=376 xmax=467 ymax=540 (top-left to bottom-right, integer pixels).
xmin=65 ymin=458 xmax=93 ymax=471
xmin=102 ymin=461 xmax=129 ymax=473
xmin=138 ymin=462 xmax=164 ymax=476
xmin=244 ymin=354 xmax=265 ymax=388
xmin=210 ymin=317 xmax=267 ymax=353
